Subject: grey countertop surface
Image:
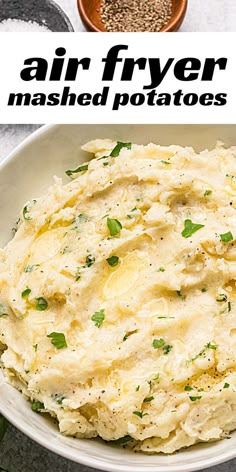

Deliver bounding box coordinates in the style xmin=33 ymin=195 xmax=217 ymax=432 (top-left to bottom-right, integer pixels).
xmin=0 ymin=0 xmax=236 ymax=469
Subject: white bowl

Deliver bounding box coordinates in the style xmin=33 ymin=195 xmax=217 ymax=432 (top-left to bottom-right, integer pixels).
xmin=1 ymin=124 xmax=236 ymax=472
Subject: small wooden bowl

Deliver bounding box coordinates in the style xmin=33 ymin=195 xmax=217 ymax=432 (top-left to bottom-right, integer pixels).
xmin=77 ymin=0 xmax=188 ymax=32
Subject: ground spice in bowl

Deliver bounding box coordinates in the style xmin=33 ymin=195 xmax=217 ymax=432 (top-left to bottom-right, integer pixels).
xmin=100 ymin=0 xmax=172 ymax=32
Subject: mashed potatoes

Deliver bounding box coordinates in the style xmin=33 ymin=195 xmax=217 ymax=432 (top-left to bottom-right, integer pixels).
xmin=1 ymin=139 xmax=236 ymax=453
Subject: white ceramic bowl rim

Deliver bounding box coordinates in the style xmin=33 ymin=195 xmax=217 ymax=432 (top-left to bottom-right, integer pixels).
xmin=1 ymin=124 xmax=236 ymax=472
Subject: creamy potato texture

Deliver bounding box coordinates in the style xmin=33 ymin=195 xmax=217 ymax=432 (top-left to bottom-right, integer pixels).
xmin=1 ymin=140 xmax=236 ymax=453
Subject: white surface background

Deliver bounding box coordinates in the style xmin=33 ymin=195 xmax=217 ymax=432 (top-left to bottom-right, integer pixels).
xmin=0 ymin=0 xmax=236 ymax=471
xmin=0 ymin=33 xmax=235 ymax=124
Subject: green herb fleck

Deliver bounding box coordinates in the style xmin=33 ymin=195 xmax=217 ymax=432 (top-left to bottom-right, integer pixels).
xmin=85 ymin=254 xmax=95 ymax=268
xmin=189 ymin=396 xmax=202 ymax=402
xmin=204 ymin=190 xmax=212 ymax=196
xmin=36 ymin=297 xmax=48 ymax=311
xmin=0 ymin=304 xmax=8 ymax=317
xmin=220 ymin=231 xmax=234 ymax=243
xmin=181 ymin=219 xmax=205 ymax=238
xmin=143 ymin=396 xmax=154 ymax=403
xmin=47 ymin=332 xmax=67 ymax=349
xmin=201 ymin=288 xmax=207 ymax=293
xmin=224 ymin=383 xmax=230 ymax=389
xmin=163 ymin=344 xmax=173 ymax=355
xmin=55 ymin=395 xmax=66 ymax=405
xmin=106 ymin=256 xmax=119 ymax=267
xmin=158 ymin=267 xmax=165 ymax=272
xmin=24 ymin=264 xmax=39 ymax=273
xmin=110 ymin=435 xmax=132 ymax=445
xmin=21 ymin=287 xmax=31 ymax=299
xmin=22 ymin=200 xmax=36 ymax=221
xmin=153 ymin=338 xmax=165 ymax=349
xmin=184 ymin=386 xmax=193 ymax=391
xmin=160 ymin=160 xmax=171 ymax=165
xmin=33 ymin=344 xmax=38 ymax=352
xmin=133 ymin=411 xmax=148 ymax=419
xmin=65 ymin=164 xmax=88 ymax=177
xmin=176 ymin=290 xmax=186 ymax=300
xmin=216 ymin=294 xmax=227 ymax=302
xmin=31 ymin=400 xmax=44 ymax=412
xmin=110 ymin=142 xmax=131 ymax=158
xmin=91 ymin=309 xmax=105 ymax=328
xmin=228 ymin=302 xmax=231 ymax=312
xmin=188 ymin=342 xmax=217 ymax=363
xmin=107 ymin=218 xmax=122 ymax=236
xmin=135 ymin=385 xmax=140 ymax=392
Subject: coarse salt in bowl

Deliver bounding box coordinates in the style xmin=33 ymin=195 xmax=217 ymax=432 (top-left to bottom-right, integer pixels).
xmin=0 ymin=0 xmax=73 ymax=32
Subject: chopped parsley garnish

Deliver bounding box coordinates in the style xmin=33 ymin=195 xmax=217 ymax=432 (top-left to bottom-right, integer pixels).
xmin=181 ymin=219 xmax=204 ymax=238
xmin=160 ymin=160 xmax=171 ymax=165
xmin=189 ymin=396 xmax=202 ymax=402
xmin=110 ymin=435 xmax=132 ymax=445
xmin=143 ymin=396 xmax=154 ymax=403
xmin=163 ymin=344 xmax=173 ymax=355
xmin=153 ymin=338 xmax=165 ymax=349
xmin=75 ymin=269 xmax=81 ymax=281
xmin=0 ymin=304 xmax=8 ymax=317
xmin=106 ymin=256 xmax=119 ymax=267
xmin=224 ymin=383 xmax=230 ymax=389
xmin=33 ymin=344 xmax=38 ymax=352
xmin=188 ymin=342 xmax=217 ymax=362
xmin=135 ymin=385 xmax=140 ymax=392
xmin=153 ymin=338 xmax=172 ymax=355
xmin=47 ymin=332 xmax=67 ymax=349
xmin=107 ymin=218 xmax=122 ymax=236
xmin=201 ymin=288 xmax=207 ymax=293
xmin=72 ymin=213 xmax=88 ymax=230
xmin=204 ymin=190 xmax=212 ymax=196
xmin=220 ymin=231 xmax=234 ymax=243
xmin=65 ymin=164 xmax=88 ymax=177
xmin=24 ymin=264 xmax=39 ymax=273
xmin=216 ymin=294 xmax=227 ymax=302
xmin=35 ymin=297 xmax=48 ymax=311
xmin=228 ymin=302 xmax=232 ymax=312
xmin=184 ymin=386 xmax=193 ymax=391
xmin=133 ymin=411 xmax=148 ymax=418
xmin=91 ymin=309 xmax=105 ymax=328
xmin=157 ymin=316 xmax=175 ymax=319
xmin=110 ymin=142 xmax=131 ymax=157
xmin=22 ymin=200 xmax=36 ymax=221
xmin=31 ymin=400 xmax=44 ymax=412
xmin=55 ymin=394 xmax=66 ymax=405
xmin=85 ymin=254 xmax=95 ymax=267
xmin=21 ymin=287 xmax=31 ymax=298
xmin=123 ymin=334 xmax=129 ymax=341
xmin=158 ymin=267 xmax=165 ymax=272
xmin=0 ymin=414 xmax=8 ymax=442
xmin=176 ymin=290 xmax=186 ymax=300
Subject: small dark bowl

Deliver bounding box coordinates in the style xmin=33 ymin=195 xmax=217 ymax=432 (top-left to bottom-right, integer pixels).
xmin=77 ymin=0 xmax=188 ymax=32
xmin=0 ymin=0 xmax=74 ymax=32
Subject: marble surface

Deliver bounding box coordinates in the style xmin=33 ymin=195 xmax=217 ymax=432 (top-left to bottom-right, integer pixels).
xmin=1 ymin=124 xmax=236 ymax=472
